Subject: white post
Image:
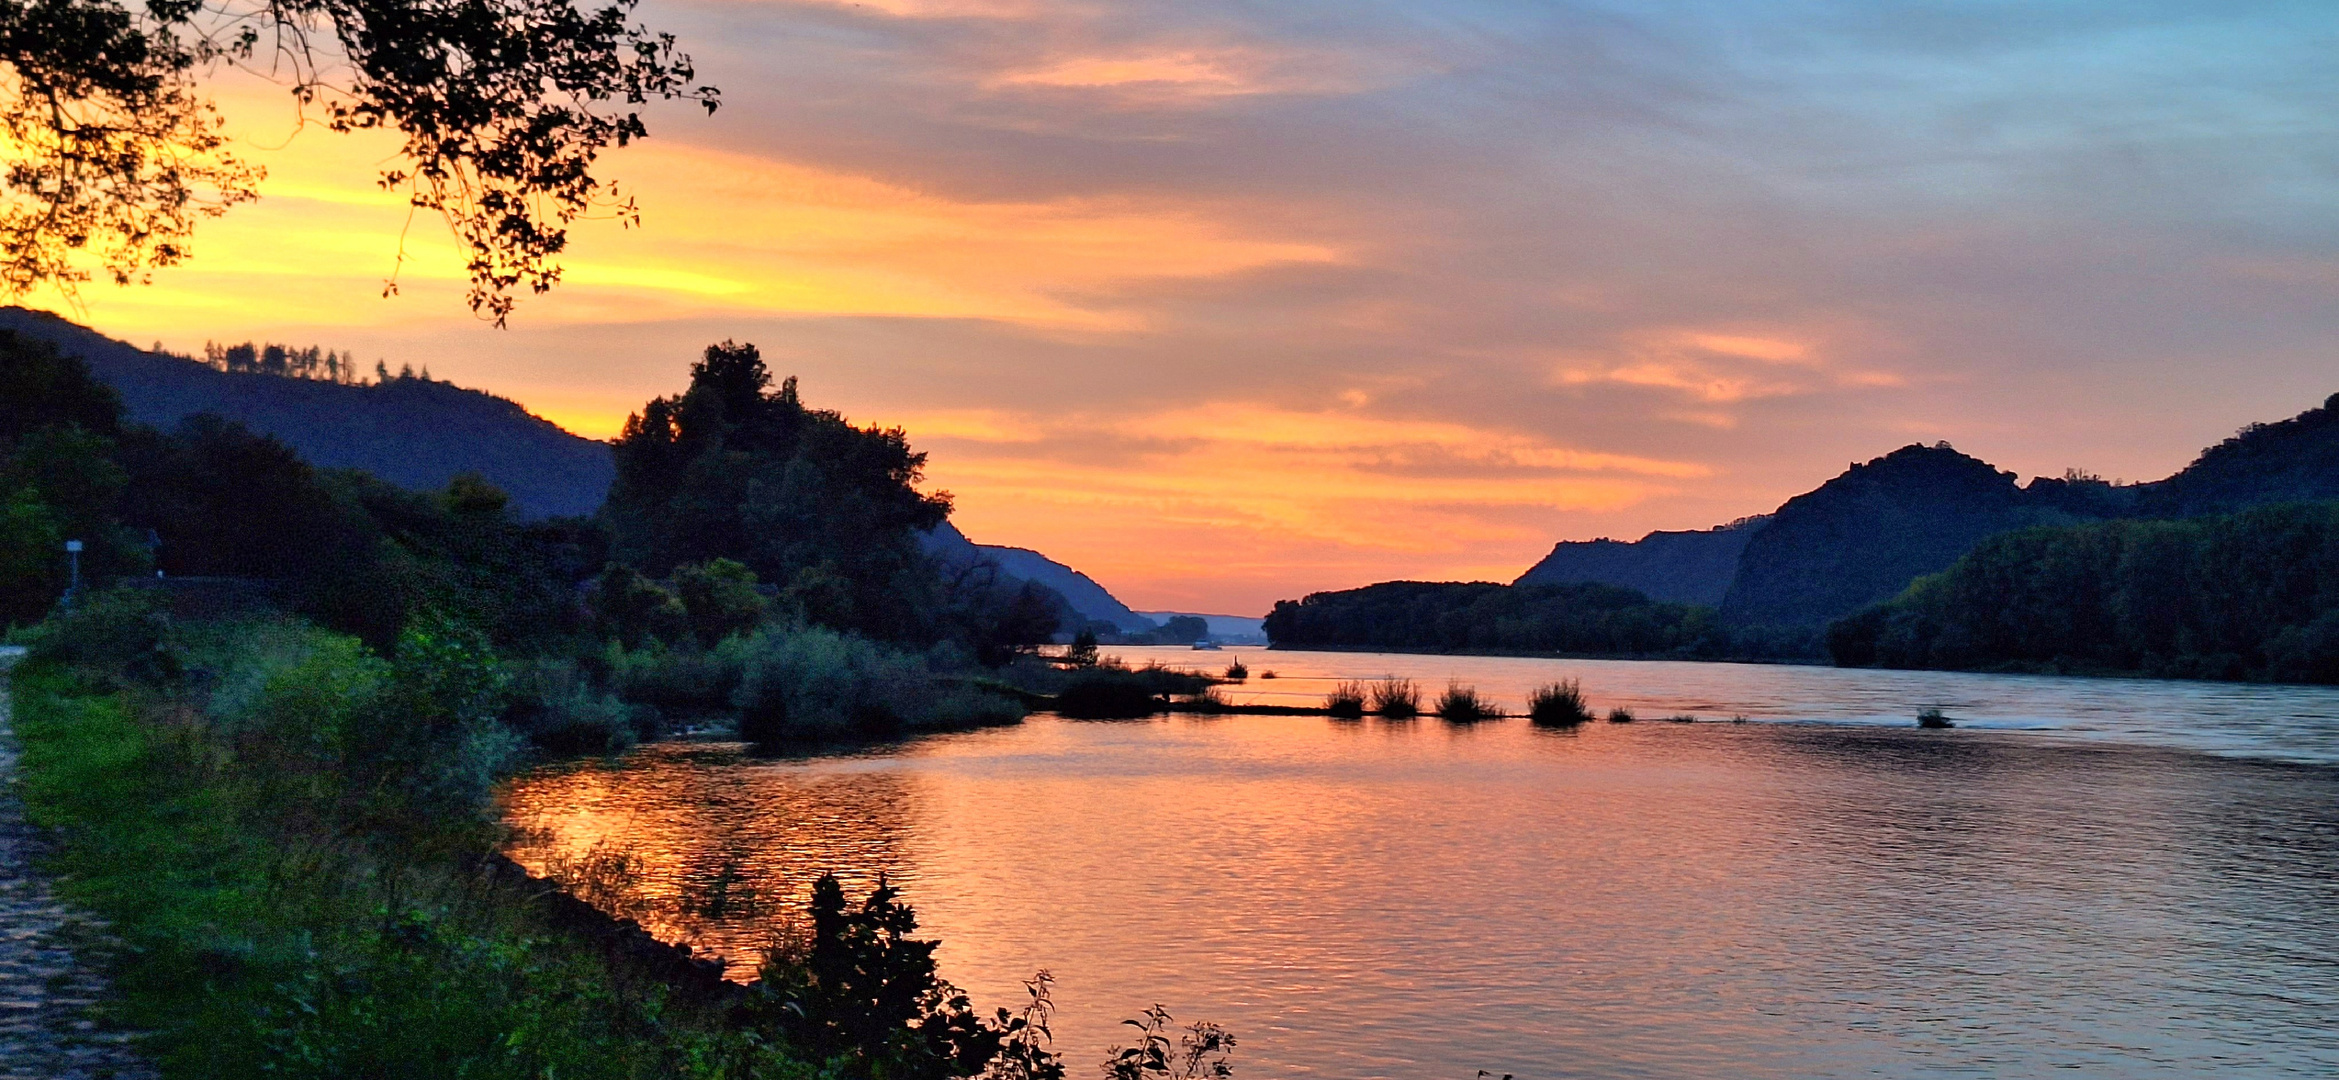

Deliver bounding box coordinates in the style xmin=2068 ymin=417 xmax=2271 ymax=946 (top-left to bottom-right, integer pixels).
xmin=63 ymin=539 xmax=82 ymax=610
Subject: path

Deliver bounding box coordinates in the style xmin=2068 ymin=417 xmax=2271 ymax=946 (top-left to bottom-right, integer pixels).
xmin=0 ymin=646 xmax=154 ymax=1079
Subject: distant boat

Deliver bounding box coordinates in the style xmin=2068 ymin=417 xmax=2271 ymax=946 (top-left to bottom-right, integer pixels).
xmin=1191 ymin=641 xmax=1223 ymax=651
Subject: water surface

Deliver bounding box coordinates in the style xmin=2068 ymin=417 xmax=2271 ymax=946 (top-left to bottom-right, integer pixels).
xmin=501 ymin=650 xmax=2339 ymax=1078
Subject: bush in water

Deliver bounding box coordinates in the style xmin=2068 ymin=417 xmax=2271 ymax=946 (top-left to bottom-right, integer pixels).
xmin=1054 ymin=673 xmax=1164 ymax=719
xmin=1527 ymin=679 xmax=1593 ymax=727
xmin=1323 ymin=681 xmax=1368 ymax=719
xmin=1434 ymin=682 xmax=1493 ymax=723
xmin=1367 ymin=677 xmax=1419 ymax=718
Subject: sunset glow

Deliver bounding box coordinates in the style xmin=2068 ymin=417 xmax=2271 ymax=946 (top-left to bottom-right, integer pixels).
xmin=23 ymin=1 xmax=2339 ymax=613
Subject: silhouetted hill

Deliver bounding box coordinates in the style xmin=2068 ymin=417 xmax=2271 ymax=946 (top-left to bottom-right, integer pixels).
xmin=1718 ymin=443 xmax=2061 ymax=633
xmin=1513 ymin=517 xmax=1767 ymax=605
xmin=2140 ymin=393 xmax=2339 ymax=516
xmin=921 ymin=523 xmax=1157 ymax=635
xmin=0 ymin=307 xmax=613 ymax=519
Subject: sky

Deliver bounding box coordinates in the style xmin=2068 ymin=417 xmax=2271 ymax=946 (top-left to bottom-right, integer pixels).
xmin=23 ymin=0 xmax=2339 ymax=615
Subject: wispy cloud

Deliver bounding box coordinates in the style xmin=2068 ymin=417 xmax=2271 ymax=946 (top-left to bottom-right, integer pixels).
xmin=35 ymin=0 xmax=2339 ymax=612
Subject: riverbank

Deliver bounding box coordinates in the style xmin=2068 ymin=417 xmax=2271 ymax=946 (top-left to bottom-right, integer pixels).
xmin=0 ymin=645 xmax=155 ymax=1080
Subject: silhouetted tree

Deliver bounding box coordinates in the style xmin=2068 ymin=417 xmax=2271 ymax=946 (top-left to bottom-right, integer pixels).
xmin=0 ymin=0 xmax=717 ymax=322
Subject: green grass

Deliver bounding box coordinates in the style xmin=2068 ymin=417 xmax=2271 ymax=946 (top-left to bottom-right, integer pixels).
xmin=8 ymin=659 xmax=789 ymax=1080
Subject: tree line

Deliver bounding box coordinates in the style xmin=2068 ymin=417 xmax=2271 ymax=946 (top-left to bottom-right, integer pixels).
xmin=1827 ymin=503 xmax=2339 ymax=684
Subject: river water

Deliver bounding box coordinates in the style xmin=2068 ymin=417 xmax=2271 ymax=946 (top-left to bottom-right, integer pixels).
xmin=499 ymin=648 xmax=2339 ymax=1078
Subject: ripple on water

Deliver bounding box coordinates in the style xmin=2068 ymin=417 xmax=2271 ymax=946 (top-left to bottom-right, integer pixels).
xmin=501 ymin=658 xmax=2339 ymax=1079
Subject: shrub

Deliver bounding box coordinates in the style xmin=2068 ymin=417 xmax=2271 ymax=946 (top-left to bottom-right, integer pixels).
xmin=672 ymin=557 xmax=768 ymax=647
xmin=1434 ymin=682 xmax=1492 ymax=722
xmin=16 ymin=586 xmax=173 ymax=682
xmin=1917 ymin=707 xmax=1955 ymax=728
xmin=1223 ymin=658 xmax=1248 ymax=681
xmin=503 ymin=659 xmax=657 ymax=754
xmin=1367 ymin=677 xmax=1418 ymax=718
xmin=731 ymin=625 xmax=1025 ymax=746
xmin=1054 ymin=673 xmax=1163 ymax=719
xmin=1605 ymin=707 xmax=1636 ymax=724
xmin=1527 ymin=679 xmax=1592 ymax=727
xmin=1324 ymin=681 xmax=1367 ymax=719
xmin=606 ymin=636 xmax=748 ymax=718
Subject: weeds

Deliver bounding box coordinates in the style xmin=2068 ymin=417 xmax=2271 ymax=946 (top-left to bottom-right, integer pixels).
xmin=1324 ymin=681 xmax=1367 ymax=719
xmin=1526 ymin=680 xmax=1593 ymax=727
xmin=1605 ymin=707 xmax=1636 ymax=724
xmin=1434 ymin=683 xmax=1493 ymax=722
xmin=1223 ymin=658 xmax=1248 ymax=681
xmin=1368 ymin=677 xmax=1419 ymax=718
xmin=1105 ymin=1004 xmax=1237 ymax=1080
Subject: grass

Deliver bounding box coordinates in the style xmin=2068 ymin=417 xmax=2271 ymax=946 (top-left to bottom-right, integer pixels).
xmin=1605 ymin=707 xmax=1636 ymax=724
xmin=1367 ymin=677 xmax=1419 ymax=718
xmin=1433 ymin=682 xmax=1494 ymax=723
xmin=1223 ymin=658 xmax=1249 ymax=681
xmin=8 ymin=664 xmax=725 ymax=1080
xmin=1324 ymin=681 xmax=1367 ymax=719
xmin=1053 ymin=673 xmax=1165 ymax=718
xmin=1664 ymin=713 xmax=1698 ymax=723
xmin=1917 ymin=707 xmax=1955 ymax=728
xmin=1526 ymin=679 xmax=1594 ymax=727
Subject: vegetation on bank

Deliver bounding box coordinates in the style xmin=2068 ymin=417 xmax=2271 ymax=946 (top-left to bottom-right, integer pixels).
xmin=1827 ymin=502 xmax=2339 ymax=683
xmin=1262 ymin=580 xmax=1813 ymax=659
xmin=8 ymin=601 xmax=1240 ymax=1078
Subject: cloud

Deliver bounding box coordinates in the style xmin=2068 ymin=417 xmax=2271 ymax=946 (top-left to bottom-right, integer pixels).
xmin=34 ymin=0 xmax=2339 ymax=612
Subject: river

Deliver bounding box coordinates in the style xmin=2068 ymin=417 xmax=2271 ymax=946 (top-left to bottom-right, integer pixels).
xmin=499 ymin=648 xmax=2339 ymax=1078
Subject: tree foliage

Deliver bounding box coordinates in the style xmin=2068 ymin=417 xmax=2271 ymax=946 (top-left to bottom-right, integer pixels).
xmin=1264 ymin=579 xmax=1723 ymax=657
xmin=0 ymin=0 xmax=716 ymax=322
xmin=605 ymin=341 xmax=972 ymax=642
xmin=1828 ymin=503 xmax=2339 ymax=683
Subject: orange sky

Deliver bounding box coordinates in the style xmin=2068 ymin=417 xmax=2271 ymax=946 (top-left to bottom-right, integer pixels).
xmin=20 ymin=1 xmax=2339 ymax=613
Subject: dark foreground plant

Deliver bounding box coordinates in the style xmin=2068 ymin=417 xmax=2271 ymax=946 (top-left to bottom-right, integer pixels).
xmin=1324 ymin=681 xmax=1367 ymax=719
xmin=1526 ymin=680 xmax=1593 ymax=727
xmin=1605 ymin=707 xmax=1636 ymax=724
xmin=1434 ymin=682 xmax=1493 ymax=722
xmin=1105 ymin=1005 xmax=1236 ymax=1080
xmin=1368 ymin=677 xmax=1419 ymax=718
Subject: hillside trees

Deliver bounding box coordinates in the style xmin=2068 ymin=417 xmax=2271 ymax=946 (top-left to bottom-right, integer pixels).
xmin=605 ymin=341 xmax=1055 ymax=649
xmin=1827 ymin=503 xmax=2339 ymax=683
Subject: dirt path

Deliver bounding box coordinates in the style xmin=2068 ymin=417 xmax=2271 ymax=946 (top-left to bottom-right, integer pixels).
xmin=0 ymin=646 xmax=155 ymax=1079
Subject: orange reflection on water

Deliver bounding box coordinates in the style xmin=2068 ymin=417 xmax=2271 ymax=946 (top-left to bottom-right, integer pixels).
xmin=500 ymin=744 xmax=920 ymax=973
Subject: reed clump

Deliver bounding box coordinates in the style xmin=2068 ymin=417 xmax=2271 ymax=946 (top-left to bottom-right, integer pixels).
xmin=1224 ymin=658 xmax=1249 ymax=681
xmin=1434 ymin=682 xmax=1493 ymax=722
xmin=1368 ymin=677 xmax=1420 ymax=718
xmin=1527 ymin=679 xmax=1594 ymax=727
xmin=1605 ymin=706 xmax=1636 ymax=724
xmin=1917 ymin=707 xmax=1955 ymax=729
xmin=1324 ymin=681 xmax=1368 ymax=719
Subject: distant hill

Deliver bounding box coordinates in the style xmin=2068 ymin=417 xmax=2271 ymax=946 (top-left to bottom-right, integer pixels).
xmin=921 ymin=523 xmax=1158 ymax=635
xmin=0 ymin=308 xmax=614 ymax=519
xmin=1513 ymin=517 xmax=1766 ymax=605
xmin=1716 ymin=444 xmax=2071 ymax=632
xmin=2140 ymin=392 xmax=2339 ymax=516
xmin=1135 ymin=612 xmax=1267 ymax=644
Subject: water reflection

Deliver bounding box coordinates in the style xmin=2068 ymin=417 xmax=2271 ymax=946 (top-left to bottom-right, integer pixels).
xmin=501 ymin=744 xmax=925 ymax=967
xmin=500 ymin=695 xmax=2339 ymax=1078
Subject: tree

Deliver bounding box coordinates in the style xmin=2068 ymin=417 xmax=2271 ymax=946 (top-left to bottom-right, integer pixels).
xmin=0 ymin=0 xmax=717 ymax=324
xmin=606 ymin=342 xmax=953 ymax=641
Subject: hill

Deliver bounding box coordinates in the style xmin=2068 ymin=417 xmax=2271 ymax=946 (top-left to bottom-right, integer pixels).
xmin=1716 ymin=444 xmax=2070 ymax=633
xmin=920 ymin=523 xmax=1158 ymax=635
xmin=0 ymin=308 xmax=613 ymax=519
xmin=1513 ymin=517 xmax=1766 ymax=605
xmin=2140 ymin=392 xmax=2339 ymax=516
